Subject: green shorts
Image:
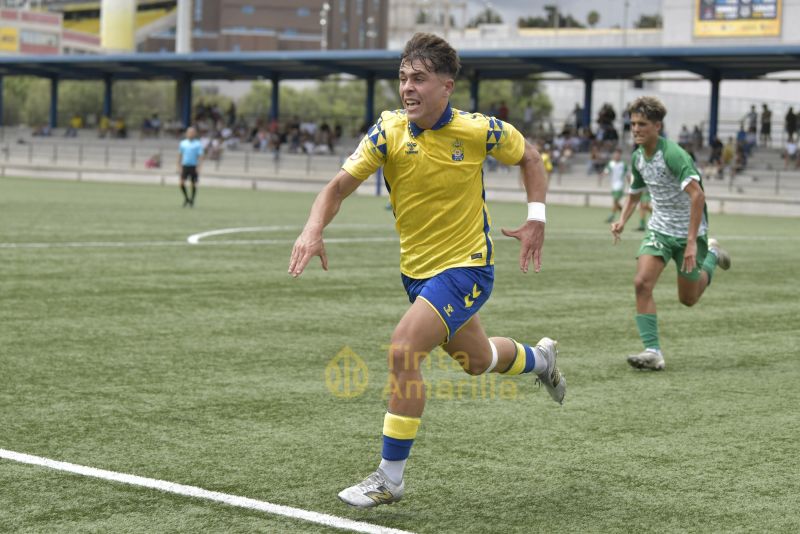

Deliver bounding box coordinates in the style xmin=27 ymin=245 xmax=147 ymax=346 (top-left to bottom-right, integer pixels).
xmin=637 ymin=229 xmax=709 ymax=281
xmin=612 ymin=190 xmax=624 ymax=201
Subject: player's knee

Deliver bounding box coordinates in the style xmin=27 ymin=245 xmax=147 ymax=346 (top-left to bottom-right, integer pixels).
xmin=679 ymin=293 xmax=699 ymax=307
xmin=387 ymin=342 xmax=424 ymax=372
xmin=463 ymin=357 xmax=490 ymax=375
xmin=450 ymin=349 xmax=490 ymax=375
xmin=634 ymin=276 xmax=653 ymax=296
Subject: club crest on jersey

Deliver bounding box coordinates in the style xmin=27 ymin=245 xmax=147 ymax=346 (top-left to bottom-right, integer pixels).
xmin=405 ymin=142 xmax=419 ymax=155
xmin=451 ymin=139 xmax=464 ymax=161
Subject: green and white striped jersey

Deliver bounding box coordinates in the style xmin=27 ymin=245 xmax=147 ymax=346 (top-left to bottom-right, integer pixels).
xmin=630 ymin=137 xmax=707 ymax=238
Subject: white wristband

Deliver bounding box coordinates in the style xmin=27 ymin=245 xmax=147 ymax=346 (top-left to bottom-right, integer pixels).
xmin=527 ymin=202 xmax=546 ymax=223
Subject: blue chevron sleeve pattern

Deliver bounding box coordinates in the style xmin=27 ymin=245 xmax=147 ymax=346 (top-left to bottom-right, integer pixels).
xmin=486 ymin=116 xmax=504 ymax=153
xmin=367 ymin=117 xmax=388 ymax=156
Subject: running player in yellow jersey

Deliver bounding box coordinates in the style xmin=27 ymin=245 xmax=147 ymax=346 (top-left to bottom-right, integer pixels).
xmin=288 ymin=33 xmax=565 ymax=507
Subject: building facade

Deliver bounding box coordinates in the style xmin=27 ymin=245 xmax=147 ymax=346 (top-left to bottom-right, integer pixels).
xmin=0 ymin=7 xmax=101 ymax=55
xmin=140 ymin=0 xmax=388 ymax=52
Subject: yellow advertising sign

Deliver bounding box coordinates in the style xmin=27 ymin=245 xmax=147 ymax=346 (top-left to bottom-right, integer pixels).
xmin=0 ymin=27 xmax=20 ymax=52
xmin=695 ymin=0 xmax=782 ymax=37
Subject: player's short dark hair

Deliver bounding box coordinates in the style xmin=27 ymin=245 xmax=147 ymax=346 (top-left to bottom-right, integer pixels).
xmin=628 ymin=97 xmax=667 ymax=122
xmin=400 ymin=33 xmax=461 ymax=78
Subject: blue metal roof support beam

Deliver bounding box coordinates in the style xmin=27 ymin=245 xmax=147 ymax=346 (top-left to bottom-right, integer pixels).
xmin=49 ymin=76 xmax=59 ymax=129
xmin=177 ymin=74 xmax=193 ymax=128
xmin=582 ymin=73 xmax=594 ymax=132
xmin=174 ymin=80 xmax=182 ymax=127
xmin=521 ymin=57 xmax=586 ymax=78
xmin=469 ymin=73 xmax=480 ymax=113
xmin=103 ymin=74 xmax=112 ymax=119
xmin=655 ymin=56 xmax=713 ymax=78
xmin=270 ymin=75 xmax=279 ymax=121
xmin=365 ymin=74 xmax=375 ymax=128
xmin=708 ymin=71 xmax=721 ymax=144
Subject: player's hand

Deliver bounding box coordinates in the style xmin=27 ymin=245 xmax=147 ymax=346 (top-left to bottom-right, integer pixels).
xmin=288 ymin=232 xmax=328 ymax=278
xmin=610 ymin=221 xmax=624 ymax=244
xmin=681 ymin=239 xmax=698 ymax=273
xmin=501 ymin=220 xmax=544 ymax=273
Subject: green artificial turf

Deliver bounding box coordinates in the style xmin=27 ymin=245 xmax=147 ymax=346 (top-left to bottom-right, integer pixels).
xmin=1 ymin=176 xmax=798 ymax=533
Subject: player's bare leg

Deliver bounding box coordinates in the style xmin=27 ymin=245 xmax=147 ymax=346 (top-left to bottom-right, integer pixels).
xmin=444 ymin=314 xmax=565 ymax=404
xmin=339 ymin=299 xmax=444 ymax=508
xmin=629 ymin=254 xmax=667 ymax=370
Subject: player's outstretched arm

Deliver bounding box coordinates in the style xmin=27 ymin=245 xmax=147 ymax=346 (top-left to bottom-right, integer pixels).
xmin=501 ymin=141 xmax=547 ymax=273
xmin=681 ymin=180 xmax=705 ymax=273
xmin=611 ymin=191 xmax=642 ymax=244
xmin=288 ymin=169 xmax=362 ymax=278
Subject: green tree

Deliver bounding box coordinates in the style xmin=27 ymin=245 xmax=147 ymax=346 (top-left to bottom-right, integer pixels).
xmin=108 ymin=80 xmax=177 ymax=127
xmin=449 ymin=78 xmax=552 ymax=131
xmin=56 ymin=80 xmax=104 ymax=126
xmin=587 ymin=10 xmax=600 ymax=28
xmin=2 ymin=77 xmax=48 ymax=125
xmin=239 ymin=77 xmax=401 ymax=136
xmin=634 ymin=14 xmax=662 ymax=28
xmin=518 ymin=11 xmax=584 ymax=29
xmin=1 ymin=76 xmax=178 ymax=128
xmin=467 ymin=7 xmax=503 ymax=28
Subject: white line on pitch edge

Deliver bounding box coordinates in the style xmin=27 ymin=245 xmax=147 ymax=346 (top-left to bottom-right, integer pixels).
xmin=0 ymin=448 xmax=415 ymax=534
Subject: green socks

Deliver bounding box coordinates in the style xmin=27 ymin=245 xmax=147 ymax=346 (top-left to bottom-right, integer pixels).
xmin=702 ymin=250 xmax=718 ymax=285
xmin=635 ymin=313 xmax=660 ymax=351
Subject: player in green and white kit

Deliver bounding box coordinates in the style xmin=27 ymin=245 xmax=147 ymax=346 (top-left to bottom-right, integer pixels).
xmin=604 ymin=148 xmax=628 ymax=222
xmin=610 ymin=97 xmax=731 ymax=370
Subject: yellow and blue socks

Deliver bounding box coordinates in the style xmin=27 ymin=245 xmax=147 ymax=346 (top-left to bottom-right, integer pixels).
xmin=501 ymin=339 xmax=547 ymax=375
xmin=379 ymin=412 xmax=420 ymax=485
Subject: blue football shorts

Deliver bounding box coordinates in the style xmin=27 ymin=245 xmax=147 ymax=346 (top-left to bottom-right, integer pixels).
xmin=401 ymin=265 xmax=494 ymax=342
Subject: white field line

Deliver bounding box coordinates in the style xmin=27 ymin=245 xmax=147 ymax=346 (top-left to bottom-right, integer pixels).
xmin=0 ymin=230 xmax=796 ymax=250
xmin=0 ymin=448 xmax=415 ymax=534
xmin=186 ymin=224 xmax=394 ymax=244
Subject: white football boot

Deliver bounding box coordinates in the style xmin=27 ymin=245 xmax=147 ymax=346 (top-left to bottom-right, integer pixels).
xmin=627 ymin=349 xmax=665 ymax=371
xmin=338 ymin=469 xmax=404 ymax=508
xmin=708 ymin=238 xmax=731 ymax=270
xmin=534 ymin=337 xmax=566 ymax=405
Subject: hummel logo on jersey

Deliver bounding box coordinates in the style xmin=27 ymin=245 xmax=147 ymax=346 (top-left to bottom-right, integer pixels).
xmin=405 ymin=142 xmax=418 ymax=155
xmin=443 ymin=304 xmax=454 ymax=317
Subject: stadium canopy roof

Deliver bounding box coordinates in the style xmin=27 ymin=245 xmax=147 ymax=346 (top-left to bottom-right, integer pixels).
xmin=1 ymin=45 xmax=800 ymax=81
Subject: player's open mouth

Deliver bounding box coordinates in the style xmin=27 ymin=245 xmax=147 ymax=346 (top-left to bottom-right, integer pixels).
xmin=404 ymin=100 xmax=420 ymax=111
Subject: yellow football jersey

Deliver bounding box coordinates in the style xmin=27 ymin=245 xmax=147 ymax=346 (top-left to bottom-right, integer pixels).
xmin=342 ymin=104 xmax=525 ymax=279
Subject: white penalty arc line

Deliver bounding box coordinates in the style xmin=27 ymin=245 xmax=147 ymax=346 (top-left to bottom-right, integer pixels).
xmin=187 ymin=224 xmax=396 ymax=245
xmin=187 ymin=226 xmax=296 ymax=244
xmin=0 ymin=449 xmax=415 ymax=534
